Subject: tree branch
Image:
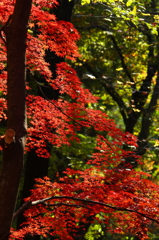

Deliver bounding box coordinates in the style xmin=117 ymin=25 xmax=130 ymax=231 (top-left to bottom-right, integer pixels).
xmin=101 ymin=82 xmax=128 ymax=125
xmin=125 ymin=33 xmax=158 ymax=133
xmin=12 ymin=201 xmax=32 ymax=222
xmin=13 ymin=195 xmax=159 ymax=225
xmin=79 ymin=60 xmax=128 ymax=125
xmin=137 ymin=72 xmax=159 ymax=155
xmin=110 ymin=35 xmax=135 ymax=87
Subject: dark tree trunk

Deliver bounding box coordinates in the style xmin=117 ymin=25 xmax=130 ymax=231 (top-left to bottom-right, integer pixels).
xmin=16 ymin=2 xmax=76 ymax=240
xmin=0 ymin=0 xmax=32 ymax=239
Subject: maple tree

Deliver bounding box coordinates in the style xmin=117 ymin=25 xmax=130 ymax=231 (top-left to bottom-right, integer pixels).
xmin=0 ymin=0 xmax=159 ymax=240
xmin=16 ymin=0 xmax=77 ymax=230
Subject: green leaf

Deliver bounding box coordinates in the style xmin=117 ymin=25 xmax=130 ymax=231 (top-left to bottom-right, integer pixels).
xmin=126 ymin=0 xmax=133 ymax=7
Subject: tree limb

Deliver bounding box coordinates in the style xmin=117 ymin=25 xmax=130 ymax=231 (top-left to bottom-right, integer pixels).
xmin=79 ymin=60 xmax=128 ymax=125
xmin=110 ymin=35 xmax=135 ymax=87
xmin=13 ymin=195 xmax=159 ymax=225
xmin=137 ymin=72 xmax=159 ymax=155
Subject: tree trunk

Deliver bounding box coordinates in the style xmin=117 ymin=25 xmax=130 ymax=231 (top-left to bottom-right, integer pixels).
xmin=16 ymin=2 xmax=76 ymax=239
xmin=0 ymin=0 xmax=32 ymax=239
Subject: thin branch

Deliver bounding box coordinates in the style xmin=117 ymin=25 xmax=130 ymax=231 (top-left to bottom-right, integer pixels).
xmin=33 ymin=196 xmax=159 ymax=224
xmin=13 ymin=195 xmax=159 ymax=225
xmin=29 ymin=73 xmax=88 ymax=129
xmin=79 ymin=59 xmax=128 ymax=125
xmin=38 ymin=84 xmax=89 ymax=128
xmin=13 ymin=201 xmax=32 ymax=222
xmin=79 ymin=24 xmax=135 ymax=87
xmin=78 ymin=59 xmax=99 ymax=79
xmin=44 ymin=202 xmax=90 ymax=210
xmin=109 ymin=35 xmax=135 ymax=87
xmin=101 ymin=82 xmax=128 ymax=125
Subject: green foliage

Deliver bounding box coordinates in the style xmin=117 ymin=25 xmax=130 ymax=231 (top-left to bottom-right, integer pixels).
xmin=85 ymin=222 xmax=104 ymax=240
xmin=71 ymin=1 xmax=159 ymax=238
xmin=48 ymin=133 xmax=97 ymax=178
xmin=72 ymin=0 xmax=159 ymax=161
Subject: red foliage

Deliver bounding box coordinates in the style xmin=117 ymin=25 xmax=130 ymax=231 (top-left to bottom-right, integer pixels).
xmin=0 ymin=1 xmax=159 ymax=239
xmin=10 ymin=168 xmax=159 ymax=240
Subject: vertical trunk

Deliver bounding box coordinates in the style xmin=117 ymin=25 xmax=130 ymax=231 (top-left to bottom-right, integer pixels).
xmin=17 ymin=150 xmax=49 ymax=230
xmin=17 ymin=2 xmax=76 ymax=239
xmin=0 ymin=0 xmax=32 ymax=239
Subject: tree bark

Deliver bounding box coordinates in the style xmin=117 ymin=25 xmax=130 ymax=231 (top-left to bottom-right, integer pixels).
xmin=0 ymin=0 xmax=32 ymax=239
xmin=16 ymin=2 xmax=75 ymax=240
